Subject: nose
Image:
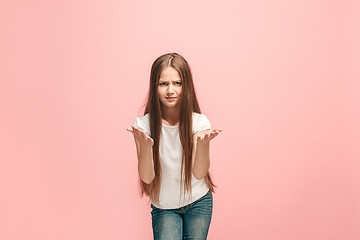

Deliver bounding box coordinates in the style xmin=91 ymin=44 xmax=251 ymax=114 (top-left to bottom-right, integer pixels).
xmin=167 ymin=84 xmax=175 ymax=94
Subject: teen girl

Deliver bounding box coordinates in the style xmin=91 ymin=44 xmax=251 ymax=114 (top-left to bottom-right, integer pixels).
xmin=127 ymin=52 xmax=222 ymax=240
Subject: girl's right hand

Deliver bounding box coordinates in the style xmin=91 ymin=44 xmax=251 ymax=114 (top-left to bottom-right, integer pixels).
xmin=126 ymin=126 xmax=154 ymax=147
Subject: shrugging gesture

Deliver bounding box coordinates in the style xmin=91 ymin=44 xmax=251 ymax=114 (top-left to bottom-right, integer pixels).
xmin=126 ymin=125 xmax=155 ymax=184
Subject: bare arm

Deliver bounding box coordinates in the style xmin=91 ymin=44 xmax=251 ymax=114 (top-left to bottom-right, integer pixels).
xmin=128 ymin=126 xmax=155 ymax=184
xmin=192 ymin=128 xmax=222 ymax=180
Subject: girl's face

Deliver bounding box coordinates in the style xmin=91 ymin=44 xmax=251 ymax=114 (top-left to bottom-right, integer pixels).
xmin=157 ymin=66 xmax=183 ymax=110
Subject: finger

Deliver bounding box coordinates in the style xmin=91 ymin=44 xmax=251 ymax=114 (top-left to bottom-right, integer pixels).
xmin=211 ymin=130 xmax=220 ymax=135
xmin=136 ymin=129 xmax=151 ymax=141
xmin=128 ymin=129 xmax=136 ymax=136
xmin=131 ymin=126 xmax=139 ymax=134
xmin=204 ymin=134 xmax=210 ymax=140
xmin=139 ymin=130 xmax=149 ymax=139
xmin=134 ymin=127 xmax=147 ymax=137
xmin=132 ymin=128 xmax=143 ymax=139
xmin=213 ymin=128 xmax=222 ymax=133
xmin=132 ymin=126 xmax=144 ymax=135
xmin=132 ymin=126 xmax=141 ymax=132
xmin=211 ymin=133 xmax=220 ymax=140
xmin=132 ymin=126 xmax=143 ymax=132
xmin=210 ymin=134 xmax=218 ymax=140
xmin=131 ymin=126 xmax=138 ymax=133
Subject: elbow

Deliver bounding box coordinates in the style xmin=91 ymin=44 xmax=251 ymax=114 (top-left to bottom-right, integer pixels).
xmin=138 ymin=161 xmax=155 ymax=184
xmin=192 ymin=170 xmax=207 ymax=180
xmin=192 ymin=161 xmax=210 ymax=180
xmin=142 ymin=179 xmax=152 ymax=184
xmin=140 ymin=171 xmax=155 ymax=184
xmin=142 ymin=176 xmax=154 ymax=184
xmin=194 ymin=175 xmax=204 ymax=181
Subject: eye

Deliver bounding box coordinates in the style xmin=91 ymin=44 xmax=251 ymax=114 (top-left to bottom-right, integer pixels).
xmin=176 ymin=82 xmax=182 ymax=85
xmin=159 ymin=82 xmax=167 ymax=86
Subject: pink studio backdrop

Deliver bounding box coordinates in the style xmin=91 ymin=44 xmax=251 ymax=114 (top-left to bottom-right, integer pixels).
xmin=1 ymin=0 xmax=359 ymax=240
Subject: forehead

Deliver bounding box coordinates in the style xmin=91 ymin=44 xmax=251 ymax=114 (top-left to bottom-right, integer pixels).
xmin=159 ymin=67 xmax=181 ymax=81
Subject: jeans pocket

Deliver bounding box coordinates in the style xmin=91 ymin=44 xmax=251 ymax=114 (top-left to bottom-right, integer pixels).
xmin=188 ymin=191 xmax=213 ymax=216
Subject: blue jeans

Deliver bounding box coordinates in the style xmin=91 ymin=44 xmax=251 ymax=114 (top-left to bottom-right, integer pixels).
xmin=151 ymin=190 xmax=213 ymax=240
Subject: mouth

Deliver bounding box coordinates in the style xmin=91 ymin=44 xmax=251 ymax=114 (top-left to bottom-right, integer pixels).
xmin=166 ymin=97 xmax=176 ymax=100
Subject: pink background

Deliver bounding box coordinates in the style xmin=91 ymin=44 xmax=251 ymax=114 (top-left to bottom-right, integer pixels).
xmin=1 ymin=0 xmax=359 ymax=239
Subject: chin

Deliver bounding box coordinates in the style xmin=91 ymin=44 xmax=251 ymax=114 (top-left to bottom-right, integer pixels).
xmin=163 ymin=103 xmax=179 ymax=108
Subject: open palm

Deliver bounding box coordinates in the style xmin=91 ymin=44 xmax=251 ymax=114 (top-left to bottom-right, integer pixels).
xmin=127 ymin=126 xmax=154 ymax=147
xmin=196 ymin=128 xmax=222 ymax=143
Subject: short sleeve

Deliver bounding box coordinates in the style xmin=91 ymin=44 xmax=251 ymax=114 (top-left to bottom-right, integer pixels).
xmin=132 ymin=117 xmax=151 ymax=137
xmin=193 ymin=114 xmax=211 ymax=135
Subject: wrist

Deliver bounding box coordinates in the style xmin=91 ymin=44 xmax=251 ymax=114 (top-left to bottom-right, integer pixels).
xmin=197 ymin=141 xmax=210 ymax=147
xmin=140 ymin=143 xmax=153 ymax=150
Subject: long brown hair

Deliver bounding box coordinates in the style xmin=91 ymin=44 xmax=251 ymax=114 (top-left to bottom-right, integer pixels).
xmin=139 ymin=52 xmax=216 ymax=206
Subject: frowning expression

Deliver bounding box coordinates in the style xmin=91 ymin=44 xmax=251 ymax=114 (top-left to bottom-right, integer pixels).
xmin=157 ymin=67 xmax=183 ymax=109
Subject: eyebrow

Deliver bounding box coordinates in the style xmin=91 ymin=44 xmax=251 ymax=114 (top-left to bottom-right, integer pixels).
xmin=159 ymin=79 xmax=182 ymax=82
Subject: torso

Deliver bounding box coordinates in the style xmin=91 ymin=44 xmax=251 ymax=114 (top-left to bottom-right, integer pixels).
xmin=134 ymin=112 xmax=211 ymax=209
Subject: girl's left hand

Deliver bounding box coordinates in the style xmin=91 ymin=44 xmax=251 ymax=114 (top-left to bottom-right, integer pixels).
xmin=197 ymin=128 xmax=223 ymax=144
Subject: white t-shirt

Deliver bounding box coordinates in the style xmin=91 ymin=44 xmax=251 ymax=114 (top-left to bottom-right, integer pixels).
xmin=132 ymin=112 xmax=211 ymax=209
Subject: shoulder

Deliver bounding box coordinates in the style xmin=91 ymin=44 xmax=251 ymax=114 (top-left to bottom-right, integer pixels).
xmin=192 ymin=112 xmax=211 ymax=134
xmin=192 ymin=112 xmax=202 ymax=120
xmin=192 ymin=112 xmax=210 ymax=122
xmin=137 ymin=113 xmax=150 ymax=123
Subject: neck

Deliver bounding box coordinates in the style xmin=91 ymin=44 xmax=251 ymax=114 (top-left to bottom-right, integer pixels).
xmin=161 ymin=105 xmax=180 ymax=125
